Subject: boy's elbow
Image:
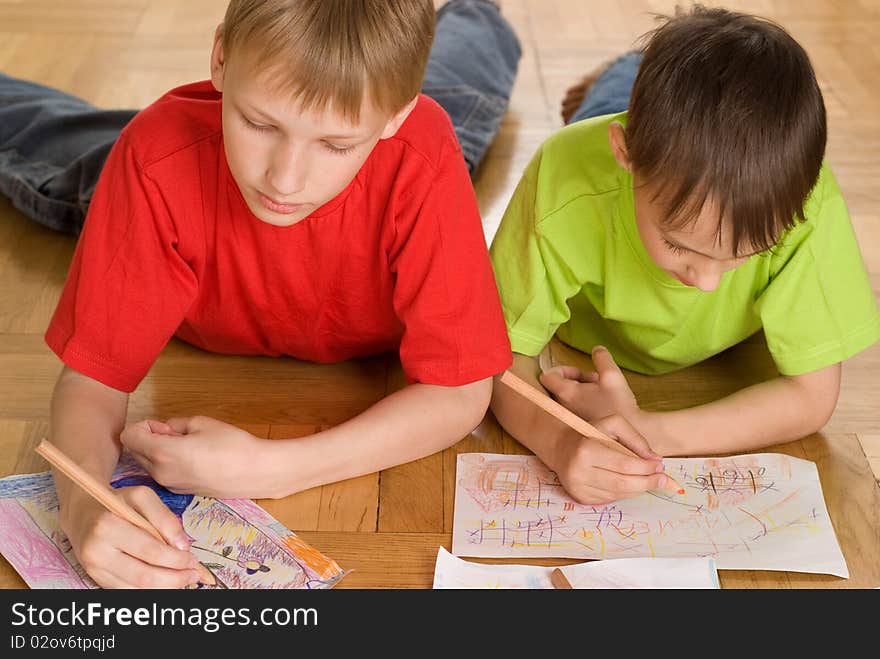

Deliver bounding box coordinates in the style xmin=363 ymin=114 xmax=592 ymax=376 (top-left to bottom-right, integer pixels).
xmin=801 ymin=404 xmax=834 ymax=437
xmin=456 ymin=376 xmax=493 ymax=429
xmin=808 ymin=394 xmax=838 ymax=434
xmin=814 ymin=372 xmax=841 ymax=432
xmin=790 ymin=364 xmax=841 ymax=435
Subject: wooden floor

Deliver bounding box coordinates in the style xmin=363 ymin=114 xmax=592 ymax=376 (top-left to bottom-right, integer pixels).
xmin=0 ymin=0 xmax=878 ymax=589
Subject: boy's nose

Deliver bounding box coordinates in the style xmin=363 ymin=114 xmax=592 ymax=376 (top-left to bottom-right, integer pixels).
xmin=267 ymin=148 xmax=308 ymax=197
xmin=690 ymin=263 xmax=723 ymax=292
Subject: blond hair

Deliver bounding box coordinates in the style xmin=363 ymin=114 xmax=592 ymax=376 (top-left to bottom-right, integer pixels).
xmin=220 ymin=0 xmax=435 ymax=121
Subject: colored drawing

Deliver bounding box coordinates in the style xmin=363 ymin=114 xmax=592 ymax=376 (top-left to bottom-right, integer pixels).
xmin=451 ymin=453 xmax=848 ymax=577
xmin=0 ymin=454 xmax=346 ymax=589
xmin=432 ymin=547 xmax=719 ymax=589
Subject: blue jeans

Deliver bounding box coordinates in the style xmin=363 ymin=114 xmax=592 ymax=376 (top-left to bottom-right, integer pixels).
xmin=0 ymin=0 xmax=521 ymax=235
xmin=567 ymin=51 xmax=642 ymax=124
xmin=426 ymin=0 xmax=521 ymax=174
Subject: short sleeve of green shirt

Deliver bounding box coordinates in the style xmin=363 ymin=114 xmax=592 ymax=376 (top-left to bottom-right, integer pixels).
xmin=488 ymin=119 xmax=619 ymax=357
xmin=487 ymin=148 xmax=579 ymax=356
xmin=756 ymin=165 xmax=880 ymax=375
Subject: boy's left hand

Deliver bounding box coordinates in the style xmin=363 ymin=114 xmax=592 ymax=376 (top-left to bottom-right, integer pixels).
xmin=120 ymin=417 xmax=282 ymax=499
xmin=539 ymin=346 xmax=639 ymax=422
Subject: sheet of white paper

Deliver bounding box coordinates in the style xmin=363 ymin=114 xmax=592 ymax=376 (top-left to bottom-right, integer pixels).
xmin=451 ymin=453 xmax=848 ymax=577
xmin=432 ymin=547 xmax=719 ymax=588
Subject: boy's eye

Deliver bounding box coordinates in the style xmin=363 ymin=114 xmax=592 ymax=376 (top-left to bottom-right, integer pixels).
xmin=662 ymin=238 xmax=688 ymax=255
xmin=242 ymin=116 xmax=273 ymax=133
xmin=323 ymin=142 xmax=355 ymax=155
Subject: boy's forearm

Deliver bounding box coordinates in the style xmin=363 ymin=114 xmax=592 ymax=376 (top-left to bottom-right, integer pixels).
xmin=488 ymin=352 xmax=572 ymax=470
xmin=635 ymin=366 xmax=841 ymax=456
xmin=49 ymin=367 xmax=129 ymax=515
xmin=270 ymin=377 xmax=494 ymax=497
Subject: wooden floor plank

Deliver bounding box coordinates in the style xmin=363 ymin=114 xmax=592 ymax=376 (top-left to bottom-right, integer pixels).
xmin=378 ymin=453 xmax=444 ymax=533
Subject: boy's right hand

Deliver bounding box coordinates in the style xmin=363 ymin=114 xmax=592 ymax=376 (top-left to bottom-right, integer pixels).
xmin=549 ymin=413 xmax=667 ymax=505
xmin=59 ymin=486 xmax=204 ymax=589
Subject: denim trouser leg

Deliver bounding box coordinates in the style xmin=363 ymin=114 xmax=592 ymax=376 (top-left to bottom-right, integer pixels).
xmin=568 ymin=51 xmax=643 ymax=124
xmin=0 ymin=73 xmax=136 ymax=234
xmin=422 ymin=0 xmax=522 ymax=174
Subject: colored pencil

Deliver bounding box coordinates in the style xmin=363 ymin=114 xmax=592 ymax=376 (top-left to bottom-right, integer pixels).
xmin=35 ymin=438 xmax=216 ymax=586
xmin=499 ymin=370 xmax=686 ymax=494
xmin=550 ymin=567 xmax=574 ymax=589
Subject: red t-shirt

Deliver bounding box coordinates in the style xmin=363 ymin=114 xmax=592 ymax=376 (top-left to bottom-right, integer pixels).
xmin=45 ymin=81 xmax=512 ymax=393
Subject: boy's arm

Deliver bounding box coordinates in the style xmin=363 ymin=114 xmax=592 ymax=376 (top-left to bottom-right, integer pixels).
xmin=121 ymin=377 xmax=495 ymax=499
xmin=540 ymin=348 xmax=842 ymax=456
xmin=51 ymin=366 xmax=127 ymax=506
xmin=278 ymin=378 xmax=494 ymax=494
xmin=490 ymin=353 xmax=574 ymax=459
xmin=633 ymin=363 xmax=841 ymax=456
xmin=50 ymin=366 xmax=200 ymax=588
xmin=489 ymin=353 xmax=667 ymax=504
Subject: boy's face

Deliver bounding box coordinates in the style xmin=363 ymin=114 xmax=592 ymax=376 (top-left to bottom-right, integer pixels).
xmin=211 ymin=39 xmax=415 ymax=227
xmin=632 ymin=180 xmax=761 ymax=292
xmin=608 ymin=122 xmax=762 ymax=291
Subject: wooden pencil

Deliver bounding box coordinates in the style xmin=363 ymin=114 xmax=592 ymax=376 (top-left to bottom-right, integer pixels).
xmin=499 ymin=370 xmax=685 ymax=494
xmin=550 ymin=567 xmax=574 ymax=590
xmin=35 ymin=438 xmax=216 ymax=586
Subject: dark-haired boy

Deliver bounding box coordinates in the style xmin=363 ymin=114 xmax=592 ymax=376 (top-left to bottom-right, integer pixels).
xmin=489 ymin=7 xmax=880 ymax=505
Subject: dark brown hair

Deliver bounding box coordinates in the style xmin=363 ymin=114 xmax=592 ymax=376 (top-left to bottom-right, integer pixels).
xmin=625 ymin=5 xmax=827 ymax=255
xmin=221 ymin=0 xmax=435 ymax=121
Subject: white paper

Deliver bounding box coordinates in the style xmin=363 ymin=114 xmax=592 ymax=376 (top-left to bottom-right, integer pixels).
xmin=452 ymin=453 xmax=848 ymax=577
xmin=432 ymin=547 xmax=719 ymax=588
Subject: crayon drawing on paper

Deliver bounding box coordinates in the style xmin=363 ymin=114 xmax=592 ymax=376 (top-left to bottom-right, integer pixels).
xmin=451 ymin=453 xmax=847 ymax=577
xmin=0 ymin=454 xmax=345 ymax=589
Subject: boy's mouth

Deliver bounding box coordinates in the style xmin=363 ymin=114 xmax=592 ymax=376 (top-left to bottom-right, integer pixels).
xmin=258 ymin=192 xmax=304 ymax=215
xmin=674 ymin=273 xmax=695 ymax=286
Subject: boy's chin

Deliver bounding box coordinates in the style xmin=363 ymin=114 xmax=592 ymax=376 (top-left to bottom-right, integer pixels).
xmin=247 ymin=203 xmax=311 ymax=227
xmin=255 ymin=214 xmax=306 ymax=227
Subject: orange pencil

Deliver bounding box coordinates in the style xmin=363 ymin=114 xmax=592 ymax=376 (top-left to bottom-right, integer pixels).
xmin=550 ymin=567 xmax=574 ymax=589
xmin=499 ymin=370 xmax=685 ymax=494
xmin=35 ymin=438 xmax=216 ymax=586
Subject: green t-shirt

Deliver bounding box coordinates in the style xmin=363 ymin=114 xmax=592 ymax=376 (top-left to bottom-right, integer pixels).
xmin=489 ymin=112 xmax=880 ymax=376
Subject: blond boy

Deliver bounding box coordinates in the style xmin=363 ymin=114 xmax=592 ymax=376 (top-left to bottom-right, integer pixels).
xmin=0 ymin=1 xmax=520 ymax=587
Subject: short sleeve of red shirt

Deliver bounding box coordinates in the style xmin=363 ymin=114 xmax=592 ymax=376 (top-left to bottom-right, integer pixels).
xmin=44 ymin=130 xmax=198 ymax=392
xmin=388 ymin=132 xmax=512 ymax=386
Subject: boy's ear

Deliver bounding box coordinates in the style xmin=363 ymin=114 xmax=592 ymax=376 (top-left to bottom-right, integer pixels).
xmin=608 ymin=121 xmax=632 ymax=172
xmin=210 ymin=24 xmax=226 ymax=93
xmin=379 ymin=96 xmax=419 ymax=140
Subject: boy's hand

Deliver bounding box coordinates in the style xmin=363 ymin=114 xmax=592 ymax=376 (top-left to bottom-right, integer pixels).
xmin=120 ymin=417 xmax=282 ymax=499
xmin=60 ymin=486 xmax=203 ymax=589
xmin=539 ymin=346 xmax=639 ymax=422
xmin=548 ymin=414 xmax=666 ymax=505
